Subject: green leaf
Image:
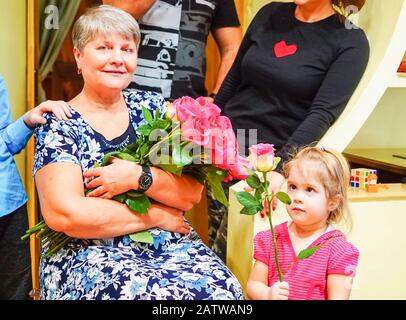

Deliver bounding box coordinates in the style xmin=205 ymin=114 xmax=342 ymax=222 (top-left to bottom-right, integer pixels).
xmin=116 ymin=152 xmax=137 ymax=162
xmin=172 ymin=144 xmax=193 ymax=167
xmin=297 ymin=245 xmax=320 ymax=260
xmin=142 ymin=106 xmax=154 ymax=124
xmin=154 ymin=108 xmax=161 ymax=119
xmin=155 ymin=163 xmax=183 ymax=176
xmin=206 ymin=172 xmax=228 ymax=207
xmin=126 ymin=190 xmax=145 ymax=198
xmin=152 ymin=119 xmax=171 ymax=130
xmin=246 ymin=174 xmax=262 ymax=189
xmin=112 ymin=194 xmax=126 ymax=202
xmin=92 ymin=162 xmax=100 ymax=168
xmin=255 ymin=186 xmax=264 ymax=201
xmin=236 ymin=192 xmax=260 ymax=209
xmin=137 ymin=124 xmax=152 ymax=136
xmin=139 ymin=143 xmax=151 ymax=159
xmin=275 ymin=192 xmax=291 ymax=205
xmin=125 ymin=195 xmax=151 ymax=214
xmin=101 ymin=151 xmax=120 ymax=166
xmin=240 ymin=206 xmax=260 ymax=215
xmin=129 ymin=230 xmax=154 ymax=244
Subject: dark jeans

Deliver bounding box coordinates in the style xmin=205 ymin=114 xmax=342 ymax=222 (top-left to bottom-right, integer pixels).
xmin=0 ymin=204 xmax=32 ymax=300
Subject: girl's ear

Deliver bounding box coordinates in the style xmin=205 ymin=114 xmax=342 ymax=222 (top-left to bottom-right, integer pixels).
xmin=328 ymin=194 xmax=342 ymax=213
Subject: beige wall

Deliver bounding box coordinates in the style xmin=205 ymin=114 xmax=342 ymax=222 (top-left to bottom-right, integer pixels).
xmin=0 ymin=0 xmax=27 ymax=185
xmin=349 ymin=88 xmax=406 ymax=149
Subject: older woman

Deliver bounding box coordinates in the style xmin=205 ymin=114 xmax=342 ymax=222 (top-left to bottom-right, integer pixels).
xmin=33 ymin=5 xmax=243 ymax=300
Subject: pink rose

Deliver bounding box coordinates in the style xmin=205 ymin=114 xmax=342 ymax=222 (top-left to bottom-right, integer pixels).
xmin=165 ymin=101 xmax=177 ymax=120
xmin=196 ymin=97 xmax=221 ymax=119
xmin=208 ymin=118 xmax=238 ymax=169
xmin=228 ymin=156 xmax=251 ymax=180
xmin=172 ymin=96 xmax=203 ymax=123
xmin=181 ymin=116 xmax=212 ymax=147
xmin=249 ymin=143 xmax=275 ymax=172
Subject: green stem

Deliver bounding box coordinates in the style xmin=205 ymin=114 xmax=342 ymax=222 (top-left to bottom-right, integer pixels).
xmin=263 ymin=172 xmax=284 ymax=282
xmin=45 ymin=235 xmax=72 ymax=258
xmin=24 ymin=220 xmax=46 ymax=234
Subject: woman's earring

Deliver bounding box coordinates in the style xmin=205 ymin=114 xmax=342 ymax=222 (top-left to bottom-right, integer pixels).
xmin=77 ymin=68 xmax=82 ymax=75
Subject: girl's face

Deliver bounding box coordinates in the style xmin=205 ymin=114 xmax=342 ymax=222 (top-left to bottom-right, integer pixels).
xmin=286 ymin=161 xmax=338 ymax=229
xmin=74 ymin=33 xmax=138 ymax=92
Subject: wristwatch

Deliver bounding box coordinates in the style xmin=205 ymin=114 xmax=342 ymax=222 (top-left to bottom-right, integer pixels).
xmin=138 ymin=166 xmax=153 ymax=193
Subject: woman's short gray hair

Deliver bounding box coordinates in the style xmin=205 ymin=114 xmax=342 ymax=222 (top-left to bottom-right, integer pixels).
xmin=72 ymin=5 xmax=140 ymax=52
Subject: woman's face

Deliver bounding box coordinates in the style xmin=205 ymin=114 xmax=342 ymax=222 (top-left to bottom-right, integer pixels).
xmin=75 ymin=33 xmax=138 ymax=92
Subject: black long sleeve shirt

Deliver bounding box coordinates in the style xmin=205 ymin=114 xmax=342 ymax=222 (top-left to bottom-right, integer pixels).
xmin=215 ymin=2 xmax=369 ymax=170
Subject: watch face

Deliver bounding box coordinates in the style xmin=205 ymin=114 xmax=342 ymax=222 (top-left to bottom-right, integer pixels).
xmin=140 ymin=174 xmax=153 ymax=190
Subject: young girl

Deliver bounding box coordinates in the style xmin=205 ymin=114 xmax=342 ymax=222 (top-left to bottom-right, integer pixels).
xmin=247 ymin=146 xmax=359 ymax=300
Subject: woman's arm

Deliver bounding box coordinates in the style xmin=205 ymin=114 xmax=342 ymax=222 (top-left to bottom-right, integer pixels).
xmin=84 ymin=158 xmax=204 ymax=211
xmin=210 ymin=27 xmax=241 ymax=95
xmin=215 ymin=4 xmax=274 ymax=109
xmin=36 ymin=162 xmax=190 ymax=238
xmin=327 ymin=274 xmax=354 ymax=300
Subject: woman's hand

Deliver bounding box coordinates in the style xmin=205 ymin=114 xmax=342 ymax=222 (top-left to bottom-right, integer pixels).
xmin=268 ymin=281 xmax=289 ymax=300
xmin=84 ymin=158 xmax=142 ymax=198
xmin=149 ymin=202 xmax=191 ymax=234
xmin=24 ymin=100 xmax=72 ymax=129
xmin=265 ymin=170 xmax=286 ymax=211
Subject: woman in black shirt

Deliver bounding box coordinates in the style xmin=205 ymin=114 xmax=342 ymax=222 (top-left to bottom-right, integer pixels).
xmin=209 ymin=0 xmax=369 ymax=262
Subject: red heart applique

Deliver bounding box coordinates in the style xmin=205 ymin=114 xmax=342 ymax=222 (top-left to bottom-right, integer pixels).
xmin=274 ymin=40 xmax=297 ymax=58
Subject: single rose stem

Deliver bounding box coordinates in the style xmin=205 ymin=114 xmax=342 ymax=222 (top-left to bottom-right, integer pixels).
xmin=263 ymin=172 xmax=283 ymax=282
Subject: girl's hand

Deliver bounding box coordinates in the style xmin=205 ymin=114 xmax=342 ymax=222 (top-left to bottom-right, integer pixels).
xmin=23 ymin=100 xmax=72 ymax=129
xmin=84 ymin=158 xmax=142 ymax=199
xmin=149 ymin=202 xmax=191 ymax=234
xmin=268 ymin=281 xmax=289 ymax=300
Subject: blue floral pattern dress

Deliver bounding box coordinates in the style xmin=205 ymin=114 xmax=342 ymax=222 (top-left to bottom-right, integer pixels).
xmin=33 ymin=90 xmax=244 ymax=300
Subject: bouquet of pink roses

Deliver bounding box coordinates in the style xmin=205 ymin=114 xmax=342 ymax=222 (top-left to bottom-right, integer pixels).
xmin=22 ymin=96 xmax=249 ymax=256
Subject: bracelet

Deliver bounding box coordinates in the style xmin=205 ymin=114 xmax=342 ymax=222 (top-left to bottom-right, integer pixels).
xmin=209 ymin=92 xmax=217 ymax=99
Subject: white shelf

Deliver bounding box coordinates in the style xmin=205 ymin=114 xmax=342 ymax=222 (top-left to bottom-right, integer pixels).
xmin=389 ymin=73 xmax=406 ymax=87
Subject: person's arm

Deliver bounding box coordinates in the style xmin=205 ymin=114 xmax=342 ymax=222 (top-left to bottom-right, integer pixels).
xmin=247 ymin=260 xmax=289 ymax=300
xmin=1 ymin=75 xmax=71 ymax=155
xmin=84 ymin=158 xmax=204 ymax=212
xmin=327 ymin=274 xmax=354 ymax=300
xmin=35 ymin=162 xmax=190 ymax=239
xmin=214 ymin=4 xmax=271 ymax=109
xmin=102 ymin=0 xmax=156 ymax=19
xmin=210 ymin=26 xmax=242 ymax=96
xmin=276 ymin=30 xmax=370 ymax=170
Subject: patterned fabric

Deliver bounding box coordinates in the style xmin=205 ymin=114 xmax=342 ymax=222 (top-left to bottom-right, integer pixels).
xmin=129 ymin=0 xmax=240 ymax=100
xmin=254 ymin=222 xmax=359 ymax=300
xmin=33 ymin=89 xmax=244 ymax=300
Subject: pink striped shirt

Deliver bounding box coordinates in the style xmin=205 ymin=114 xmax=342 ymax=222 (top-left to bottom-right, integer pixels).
xmin=254 ymin=222 xmax=359 ymax=300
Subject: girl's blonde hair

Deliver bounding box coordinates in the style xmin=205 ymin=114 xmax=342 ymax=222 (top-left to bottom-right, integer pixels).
xmin=283 ymin=146 xmax=351 ymax=228
xmin=72 ymin=5 xmax=140 ymax=52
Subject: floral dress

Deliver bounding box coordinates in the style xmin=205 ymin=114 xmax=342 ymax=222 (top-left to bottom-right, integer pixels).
xmin=33 ymin=89 xmax=244 ymax=300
